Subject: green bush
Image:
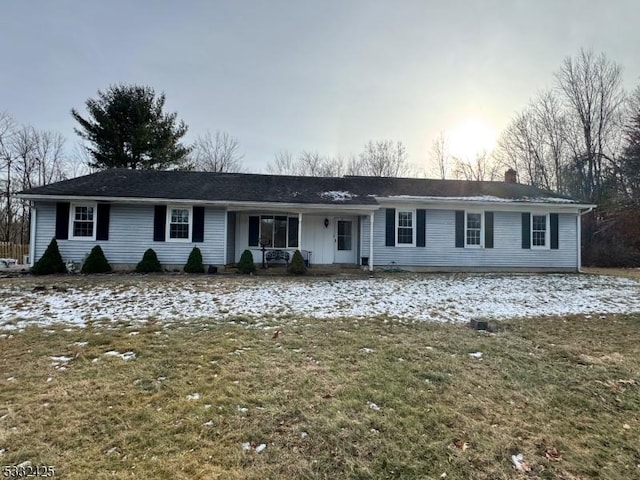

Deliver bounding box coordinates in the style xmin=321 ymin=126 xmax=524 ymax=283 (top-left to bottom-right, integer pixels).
xmin=81 ymin=245 xmax=112 ymax=274
xmin=184 ymin=247 xmax=205 ymax=273
xmin=237 ymin=249 xmax=256 ymax=274
xmin=32 ymin=238 xmax=66 ymax=275
xmin=135 ymin=248 xmax=163 ymax=273
xmin=288 ymin=249 xmax=306 ymax=275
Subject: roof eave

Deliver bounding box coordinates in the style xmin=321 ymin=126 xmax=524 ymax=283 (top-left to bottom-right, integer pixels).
xmin=18 ymin=193 xmax=380 ymax=213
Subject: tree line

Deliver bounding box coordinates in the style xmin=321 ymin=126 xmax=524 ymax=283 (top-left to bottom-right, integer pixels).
xmin=3 ymin=48 xmax=640 ymax=265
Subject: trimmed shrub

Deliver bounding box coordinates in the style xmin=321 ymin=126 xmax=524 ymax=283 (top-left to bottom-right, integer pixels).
xmin=237 ymin=249 xmax=256 ymax=274
xmin=288 ymin=249 xmax=306 ymax=275
xmin=184 ymin=247 xmax=205 ymax=273
xmin=81 ymin=245 xmax=112 ymax=274
xmin=135 ymin=248 xmax=162 ymax=273
xmin=32 ymin=238 xmax=66 ymax=275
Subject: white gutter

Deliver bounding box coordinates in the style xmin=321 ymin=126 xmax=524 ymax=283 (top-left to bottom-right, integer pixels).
xmin=29 ymin=203 xmax=36 ymax=267
xmin=577 ymin=206 xmax=595 ymax=273
xmin=17 ymin=193 xmax=379 ymax=214
xmin=369 ymin=212 xmax=374 ymax=272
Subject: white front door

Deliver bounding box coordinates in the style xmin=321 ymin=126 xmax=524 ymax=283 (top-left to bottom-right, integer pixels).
xmin=334 ymin=219 xmax=356 ymax=264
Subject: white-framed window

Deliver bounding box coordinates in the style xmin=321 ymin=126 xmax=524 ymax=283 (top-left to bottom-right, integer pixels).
xmin=69 ymin=203 xmax=96 ymax=240
xmin=255 ymin=215 xmax=298 ymax=248
xmin=166 ymin=206 xmax=192 ymax=242
xmin=396 ymin=210 xmax=415 ymax=246
xmin=531 ymin=213 xmax=549 ymax=248
xmin=465 ymin=211 xmax=483 ymax=247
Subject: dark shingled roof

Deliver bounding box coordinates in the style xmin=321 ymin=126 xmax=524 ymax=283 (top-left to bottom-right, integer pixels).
xmin=19 ymin=168 xmax=577 ymax=205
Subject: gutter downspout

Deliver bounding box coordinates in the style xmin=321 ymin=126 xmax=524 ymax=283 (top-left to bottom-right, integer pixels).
xmin=577 ymin=207 xmax=594 ymax=273
xmin=369 ymin=212 xmax=374 ymax=272
xmin=29 ymin=203 xmax=36 ymax=267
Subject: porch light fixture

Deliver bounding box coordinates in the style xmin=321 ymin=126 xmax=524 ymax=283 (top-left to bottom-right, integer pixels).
xmin=324 ymin=218 xmax=329 ymax=228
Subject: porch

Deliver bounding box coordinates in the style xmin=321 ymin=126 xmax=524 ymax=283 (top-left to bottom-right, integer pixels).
xmin=227 ymin=208 xmax=377 ymax=269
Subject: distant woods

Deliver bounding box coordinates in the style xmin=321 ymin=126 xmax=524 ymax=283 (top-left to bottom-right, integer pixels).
xmin=4 ymin=48 xmax=640 ymax=266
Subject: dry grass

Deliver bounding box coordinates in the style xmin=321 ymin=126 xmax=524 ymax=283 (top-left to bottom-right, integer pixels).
xmin=1 ymin=312 xmax=639 ymax=479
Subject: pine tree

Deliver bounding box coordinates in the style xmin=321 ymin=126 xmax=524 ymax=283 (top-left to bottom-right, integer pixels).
xmin=72 ymin=84 xmax=190 ymax=170
xmin=32 ymin=238 xmax=66 ymax=275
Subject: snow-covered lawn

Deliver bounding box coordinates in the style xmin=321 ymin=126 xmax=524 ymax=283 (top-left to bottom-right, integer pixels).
xmin=1 ymin=273 xmax=639 ymax=330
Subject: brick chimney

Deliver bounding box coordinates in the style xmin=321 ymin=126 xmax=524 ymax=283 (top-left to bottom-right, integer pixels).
xmin=504 ymin=168 xmax=517 ymax=183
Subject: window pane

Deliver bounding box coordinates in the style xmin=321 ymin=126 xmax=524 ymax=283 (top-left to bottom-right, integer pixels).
xmin=398 ymin=211 xmax=412 ymax=227
xmin=73 ymin=221 xmax=93 ymax=237
xmin=466 ymin=229 xmax=480 ymax=245
xmin=397 ymin=227 xmax=413 ymax=244
xmin=288 ymin=217 xmax=299 ymax=247
xmin=337 ymin=221 xmax=352 ymax=250
xmin=260 ymin=216 xmax=274 ymax=246
xmin=467 ymin=213 xmax=481 ymax=230
xmin=171 ymin=209 xmax=189 ymax=224
xmin=532 ymin=215 xmax=546 ymax=246
xmin=170 ymin=223 xmax=189 ymax=239
xmin=466 ymin=213 xmax=481 ymax=246
xmin=274 ymin=216 xmax=287 ymax=248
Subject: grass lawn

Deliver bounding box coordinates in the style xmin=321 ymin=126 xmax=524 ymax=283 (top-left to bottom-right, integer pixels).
xmin=1 ymin=310 xmax=639 ymax=479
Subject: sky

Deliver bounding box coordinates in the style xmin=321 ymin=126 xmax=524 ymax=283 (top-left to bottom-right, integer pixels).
xmin=1 ymin=0 xmax=639 ymax=174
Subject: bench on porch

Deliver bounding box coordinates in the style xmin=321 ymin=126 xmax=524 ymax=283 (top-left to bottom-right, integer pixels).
xmin=265 ymin=249 xmax=290 ymax=266
xmin=264 ymin=250 xmax=312 ymax=267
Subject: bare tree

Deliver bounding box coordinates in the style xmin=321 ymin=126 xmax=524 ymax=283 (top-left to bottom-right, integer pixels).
xmin=191 ymin=131 xmax=243 ymax=172
xmin=359 ymin=140 xmax=410 ymax=177
xmin=0 ymin=113 xmax=17 ymax=243
xmin=555 ymin=49 xmax=626 ymax=201
xmin=266 ymin=151 xmax=344 ymax=176
xmin=428 ymin=132 xmax=451 ymax=179
xmin=452 ymin=151 xmax=499 ymax=182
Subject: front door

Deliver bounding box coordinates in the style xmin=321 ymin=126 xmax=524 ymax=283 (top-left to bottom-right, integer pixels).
xmin=334 ymin=219 xmax=356 ymax=264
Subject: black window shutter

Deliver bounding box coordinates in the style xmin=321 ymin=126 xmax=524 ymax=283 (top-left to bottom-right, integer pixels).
xmin=385 ymin=208 xmax=395 ymax=246
xmin=248 ymin=216 xmax=259 ymax=247
xmin=455 ymin=210 xmax=464 ymax=248
xmin=55 ymin=202 xmax=70 ymax=240
xmin=192 ymin=206 xmax=205 ymax=242
xmin=484 ymin=211 xmax=494 ymax=248
xmin=521 ymin=212 xmax=531 ymax=249
xmin=288 ymin=217 xmax=299 ymax=247
xmin=96 ymin=204 xmax=110 ymax=241
xmin=416 ymin=209 xmax=426 ymax=247
xmin=153 ymin=205 xmax=167 ymax=242
xmin=550 ymin=213 xmax=559 ymax=249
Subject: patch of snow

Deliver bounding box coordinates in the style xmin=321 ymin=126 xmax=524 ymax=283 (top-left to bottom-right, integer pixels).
xmin=237 ymin=406 xmax=248 ymax=413
xmin=468 ymin=352 xmax=483 ymax=359
xmin=384 ymin=195 xmax=577 ymax=204
xmin=6 ymin=377 xmax=15 ymax=382
xmin=255 ymin=443 xmax=266 ymax=453
xmin=320 ymin=191 xmax=357 ymax=202
xmin=104 ymin=351 xmax=136 ymax=361
xmin=359 ymin=347 xmax=374 ymax=353
xmin=241 ymin=442 xmax=251 ymax=452
xmin=0 ymin=274 xmax=639 ymax=329
xmin=367 ymin=401 xmax=381 ymax=411
xmin=50 ymin=355 xmax=72 ymax=364
xmin=300 ymin=431 xmax=308 ymax=438
xmin=73 ymin=341 xmax=88 ymax=347
xmin=186 ymin=393 xmax=200 ymax=401
xmin=203 ymin=420 xmax=214 ymax=426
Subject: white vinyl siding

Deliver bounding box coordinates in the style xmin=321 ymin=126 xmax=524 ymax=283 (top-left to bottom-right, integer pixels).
xmin=34 ymin=202 xmax=226 ymax=266
xmin=365 ymin=209 xmax=578 ymax=269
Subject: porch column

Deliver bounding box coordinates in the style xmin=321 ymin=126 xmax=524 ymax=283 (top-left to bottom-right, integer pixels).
xmin=298 ymin=212 xmax=303 ymax=251
xmin=369 ymin=212 xmax=374 ymax=272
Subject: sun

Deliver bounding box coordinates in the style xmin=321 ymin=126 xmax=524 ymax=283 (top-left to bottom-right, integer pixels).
xmin=446 ymin=118 xmax=498 ymax=160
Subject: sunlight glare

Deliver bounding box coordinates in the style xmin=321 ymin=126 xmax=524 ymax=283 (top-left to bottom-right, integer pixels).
xmin=447 ymin=118 xmax=498 ymax=160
